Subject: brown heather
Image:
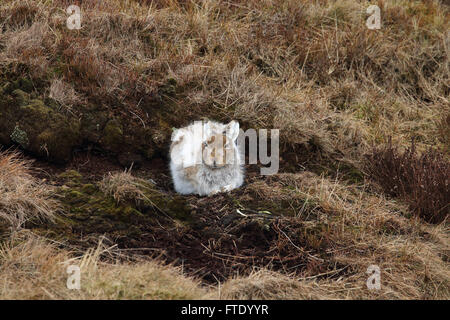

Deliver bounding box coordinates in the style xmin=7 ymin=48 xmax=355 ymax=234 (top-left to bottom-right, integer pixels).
xmin=365 ymin=139 xmax=449 ymax=224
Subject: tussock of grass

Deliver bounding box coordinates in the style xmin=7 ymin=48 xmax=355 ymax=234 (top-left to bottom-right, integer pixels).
xmin=0 ymin=151 xmax=59 ymax=230
xmin=99 ymin=169 xmax=154 ymax=204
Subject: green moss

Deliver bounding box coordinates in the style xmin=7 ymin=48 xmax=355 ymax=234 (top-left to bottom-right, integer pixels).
xmin=79 ymin=110 xmax=109 ymax=143
xmin=2 ymin=78 xmax=33 ymax=96
xmin=59 ymin=170 xmax=83 ymax=183
xmin=150 ymin=194 xmax=193 ymax=222
xmin=56 ymin=182 xmax=143 ymax=235
xmin=80 ymin=184 xmax=97 ymax=195
xmin=1 ymin=82 xmax=14 ymax=95
xmin=65 ymin=190 xmax=88 ymax=203
xmin=14 ymin=78 xmax=33 ymax=93
xmin=102 ymin=119 xmax=124 ymax=152
xmin=38 ymin=172 xmax=193 ymax=243
xmin=44 ymin=96 xmax=59 ymax=110
xmin=1 ymin=81 xmax=161 ymax=162
xmin=18 ymin=99 xmax=81 ymax=162
xmin=0 ymin=88 xmax=81 ymax=162
xmin=122 ymin=206 xmax=144 ymax=217
xmin=12 ymin=89 xmax=30 ymax=106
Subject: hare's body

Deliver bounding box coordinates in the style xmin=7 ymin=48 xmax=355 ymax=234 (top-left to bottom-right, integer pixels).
xmin=170 ymin=120 xmax=244 ymax=196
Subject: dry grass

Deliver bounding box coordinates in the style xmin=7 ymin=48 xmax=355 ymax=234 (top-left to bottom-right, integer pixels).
xmin=0 ymin=0 xmax=447 ymax=157
xmin=48 ymin=78 xmax=85 ymax=113
xmin=99 ymin=168 xmax=156 ymax=204
xmin=0 ymin=231 xmax=206 ymax=299
xmin=0 ymin=151 xmax=59 ymax=230
xmin=220 ymin=172 xmax=450 ymax=299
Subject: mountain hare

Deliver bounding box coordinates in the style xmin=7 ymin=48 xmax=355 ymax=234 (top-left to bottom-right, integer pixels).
xmin=170 ymin=120 xmax=244 ymax=196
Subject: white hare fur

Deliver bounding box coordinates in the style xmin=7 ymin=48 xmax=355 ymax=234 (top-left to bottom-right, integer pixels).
xmin=170 ymin=120 xmax=244 ymax=196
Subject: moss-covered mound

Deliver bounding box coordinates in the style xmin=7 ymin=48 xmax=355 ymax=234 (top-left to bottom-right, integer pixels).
xmin=31 ymin=170 xmax=192 ymax=241
xmin=0 ymin=82 xmax=80 ymax=162
xmin=0 ymin=79 xmax=168 ymax=164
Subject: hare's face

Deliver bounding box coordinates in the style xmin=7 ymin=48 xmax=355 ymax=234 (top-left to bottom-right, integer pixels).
xmin=202 ymin=134 xmax=235 ymax=169
xmin=201 ymin=120 xmax=240 ymax=169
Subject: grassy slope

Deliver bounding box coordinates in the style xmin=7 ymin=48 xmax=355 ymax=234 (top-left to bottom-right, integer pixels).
xmin=0 ymin=0 xmax=448 ymax=299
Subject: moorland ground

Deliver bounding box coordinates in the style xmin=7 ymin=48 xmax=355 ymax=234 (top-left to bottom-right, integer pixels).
xmin=0 ymin=0 xmax=448 ymax=299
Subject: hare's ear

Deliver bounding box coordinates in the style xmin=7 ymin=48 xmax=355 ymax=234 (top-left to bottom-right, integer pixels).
xmin=226 ymin=120 xmax=240 ymax=142
xmin=171 ymin=128 xmax=184 ymax=142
